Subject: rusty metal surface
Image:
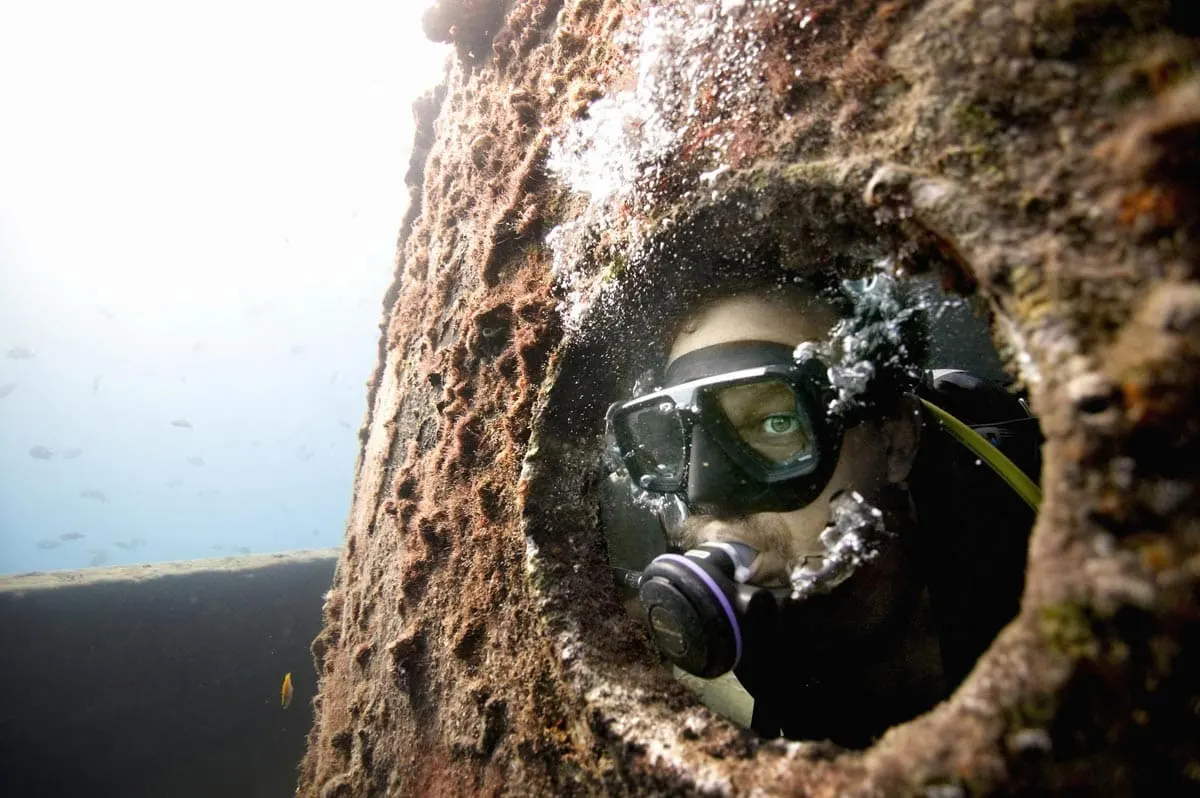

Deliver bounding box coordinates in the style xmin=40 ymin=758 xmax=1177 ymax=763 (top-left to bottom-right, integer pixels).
xmin=299 ymin=1 xmax=1200 ymax=795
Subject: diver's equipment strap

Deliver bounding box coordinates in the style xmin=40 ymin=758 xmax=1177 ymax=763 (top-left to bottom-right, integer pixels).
xmin=918 ymin=397 xmax=1042 ymax=511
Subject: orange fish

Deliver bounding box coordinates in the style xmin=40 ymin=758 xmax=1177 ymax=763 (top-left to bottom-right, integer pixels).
xmin=281 ymin=672 xmax=294 ymax=709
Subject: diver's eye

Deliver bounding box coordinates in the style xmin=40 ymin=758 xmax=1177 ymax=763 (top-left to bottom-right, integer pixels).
xmin=762 ymin=413 xmax=801 ymax=436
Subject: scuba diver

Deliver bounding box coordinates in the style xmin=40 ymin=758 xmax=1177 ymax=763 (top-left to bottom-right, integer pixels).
xmin=604 ymin=276 xmax=1042 ymax=747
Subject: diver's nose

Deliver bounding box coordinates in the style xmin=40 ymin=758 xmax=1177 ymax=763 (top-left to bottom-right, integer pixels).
xmin=685 ymin=425 xmax=755 ymax=518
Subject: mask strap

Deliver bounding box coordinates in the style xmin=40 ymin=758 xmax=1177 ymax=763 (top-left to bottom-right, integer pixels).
xmin=918 ymin=397 xmax=1042 ymax=511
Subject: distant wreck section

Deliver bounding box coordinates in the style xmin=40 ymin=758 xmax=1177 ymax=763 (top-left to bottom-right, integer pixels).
xmin=299 ymin=1 xmax=1200 ymax=795
xmin=1 ymin=550 xmax=336 ymax=798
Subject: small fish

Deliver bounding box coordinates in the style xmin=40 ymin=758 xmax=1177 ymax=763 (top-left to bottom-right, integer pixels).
xmin=171 ymin=418 xmax=193 ymax=429
xmin=236 ymin=546 xmax=251 ymax=554
xmin=88 ymin=549 xmax=109 ymax=566
xmin=59 ymin=531 xmax=85 ymax=541
xmin=281 ymin=672 xmax=294 ymax=709
xmin=29 ymin=446 xmax=54 ymax=460
xmin=187 ymin=456 xmax=206 ymax=467
xmin=0 ymin=382 xmax=18 ymax=398
xmin=36 ymin=539 xmax=60 ymax=550
xmin=337 ymin=420 xmax=351 ymax=430
xmin=329 ymin=371 xmax=340 ymax=385
xmin=92 ymin=374 xmax=103 ymax=393
xmin=290 ymin=345 xmax=305 ymax=356
xmin=6 ymin=346 xmax=35 ymax=360
xmin=80 ymin=489 xmax=109 ymax=502
xmin=61 ymin=448 xmax=83 ymax=460
xmin=166 ymin=478 xmax=183 ymax=488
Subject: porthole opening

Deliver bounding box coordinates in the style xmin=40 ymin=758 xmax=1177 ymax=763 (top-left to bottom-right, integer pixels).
xmin=581 ymin=221 xmax=1043 ymax=748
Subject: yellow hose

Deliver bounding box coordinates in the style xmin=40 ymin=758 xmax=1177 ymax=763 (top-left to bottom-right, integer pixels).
xmin=918 ymin=397 xmax=1043 ymax=511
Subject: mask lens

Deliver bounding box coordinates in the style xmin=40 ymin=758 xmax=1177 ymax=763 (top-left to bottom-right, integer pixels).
xmin=710 ymin=379 xmax=816 ymax=467
xmin=621 ymin=400 xmax=686 ymax=489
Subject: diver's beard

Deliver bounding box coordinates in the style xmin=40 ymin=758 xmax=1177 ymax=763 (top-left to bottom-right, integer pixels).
xmin=777 ymin=484 xmax=922 ymax=644
xmin=671 ymin=512 xmax=799 ymax=587
xmin=674 ymin=484 xmax=923 ymax=646
xmin=723 ymin=484 xmax=927 ymax=738
xmin=789 ymin=487 xmax=903 ymax=600
xmin=670 ymin=484 xmax=918 ymax=593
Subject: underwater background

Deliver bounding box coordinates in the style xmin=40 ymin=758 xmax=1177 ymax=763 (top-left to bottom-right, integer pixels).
xmin=0 ymin=3 xmax=447 ymax=795
xmin=0 ymin=1 xmax=449 ymax=576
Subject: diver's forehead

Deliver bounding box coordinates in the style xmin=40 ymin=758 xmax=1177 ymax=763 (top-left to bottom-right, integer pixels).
xmin=668 ymin=295 xmax=836 ymax=364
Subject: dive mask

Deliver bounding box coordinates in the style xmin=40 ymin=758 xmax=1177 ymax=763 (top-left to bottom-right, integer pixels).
xmin=606 ymin=341 xmax=843 ymax=516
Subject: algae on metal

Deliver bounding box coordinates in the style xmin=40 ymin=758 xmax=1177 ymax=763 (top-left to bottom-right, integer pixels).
xmin=299 ymin=0 xmax=1200 ymax=795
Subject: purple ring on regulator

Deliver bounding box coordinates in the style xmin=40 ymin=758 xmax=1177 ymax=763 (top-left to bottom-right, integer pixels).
xmin=657 ymin=553 xmax=743 ymax=669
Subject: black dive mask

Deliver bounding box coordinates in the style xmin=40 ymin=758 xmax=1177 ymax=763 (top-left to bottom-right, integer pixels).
xmin=606 ymin=341 xmax=843 ymax=517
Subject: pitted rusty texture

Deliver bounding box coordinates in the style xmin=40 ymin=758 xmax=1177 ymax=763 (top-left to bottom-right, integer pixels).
xmin=299 ymin=1 xmax=1200 ymax=795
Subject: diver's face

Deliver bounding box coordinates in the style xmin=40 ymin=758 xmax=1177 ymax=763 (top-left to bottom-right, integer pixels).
xmin=668 ymin=294 xmax=904 ymax=588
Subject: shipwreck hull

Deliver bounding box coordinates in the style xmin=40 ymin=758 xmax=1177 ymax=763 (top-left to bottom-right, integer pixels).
xmin=299 ymin=1 xmax=1200 ymax=795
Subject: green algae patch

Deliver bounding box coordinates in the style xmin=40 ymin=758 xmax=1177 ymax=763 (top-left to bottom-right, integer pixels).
xmin=953 ymin=100 xmax=1001 ymax=141
xmin=1039 ymin=602 xmax=1102 ymax=660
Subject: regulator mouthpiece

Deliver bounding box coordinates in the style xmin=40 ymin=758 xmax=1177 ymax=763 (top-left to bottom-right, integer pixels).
xmin=636 ymin=542 xmax=778 ymax=679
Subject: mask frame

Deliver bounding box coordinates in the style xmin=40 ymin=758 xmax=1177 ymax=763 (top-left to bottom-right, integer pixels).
xmin=605 ymin=342 xmax=844 ymax=515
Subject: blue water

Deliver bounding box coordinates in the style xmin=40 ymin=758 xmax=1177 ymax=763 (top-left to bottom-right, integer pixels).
xmin=0 ymin=1 xmax=449 ymax=575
